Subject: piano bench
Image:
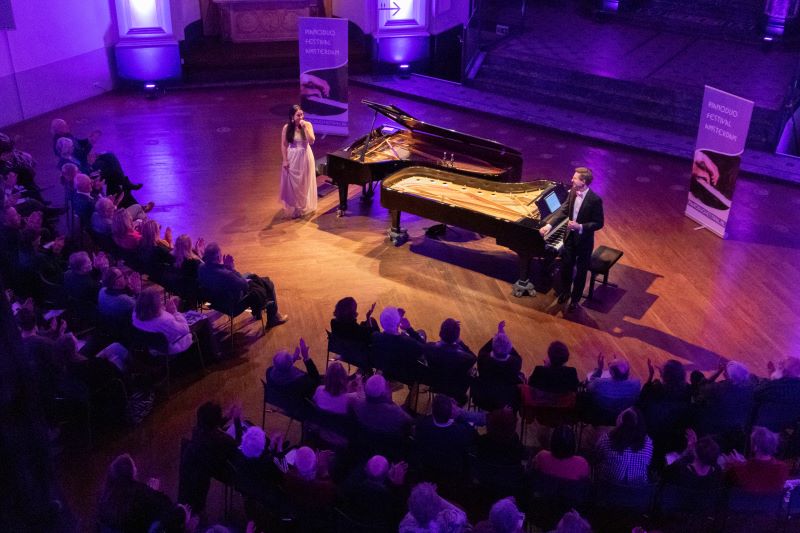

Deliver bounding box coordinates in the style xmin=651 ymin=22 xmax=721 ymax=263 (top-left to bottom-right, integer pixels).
xmin=587 ymin=246 xmax=623 ymax=299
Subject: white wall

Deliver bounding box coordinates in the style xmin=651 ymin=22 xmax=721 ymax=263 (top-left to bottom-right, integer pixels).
xmin=0 ymin=0 xmax=115 ymax=127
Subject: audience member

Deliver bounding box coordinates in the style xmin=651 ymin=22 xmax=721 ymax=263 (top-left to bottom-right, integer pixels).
xmin=70 ymin=173 xmax=96 ymax=227
xmin=265 ymin=339 xmax=320 ymax=418
xmin=132 ymin=287 xmax=192 ymax=355
xmin=476 ymin=407 xmax=525 ymax=465
xmin=92 ymin=152 xmax=143 ymax=208
xmin=424 ymin=318 xmax=476 ymax=405
xmin=399 ymin=482 xmax=467 ymax=533
xmin=282 ymin=446 xmax=337 ymax=514
xmin=664 ymin=429 xmax=722 ymax=490
xmin=138 ymin=219 xmax=174 ymax=281
xmin=312 ymin=360 xmax=359 ymax=414
xmin=351 ymin=374 xmax=414 ymax=437
xmin=198 ymin=242 xmax=287 ymax=327
xmin=726 ymin=426 xmax=790 ymax=493
xmin=413 ymin=394 xmax=477 ymax=477
xmin=694 ymin=360 xmax=755 ymax=450
xmin=330 ymin=296 xmax=379 ymax=343
xmin=473 ymin=497 xmax=523 ymax=533
xmin=585 ymin=354 xmax=641 ymax=424
xmin=370 ymin=306 xmax=426 ymax=386
xmin=111 ymin=208 xmax=142 ymax=251
xmin=341 ymin=454 xmax=409 ymax=526
xmin=474 ymin=321 xmax=523 ymax=410
xmin=98 ymin=267 xmax=139 ymax=326
xmin=530 ymin=424 xmax=589 ymax=481
xmin=638 ymin=359 xmax=692 ymax=460
xmin=753 ymin=356 xmax=800 ymax=432
xmin=528 ymin=341 xmax=579 ymax=394
xmin=594 ymin=407 xmax=653 ymax=485
xmin=63 ymin=251 xmax=101 ymax=303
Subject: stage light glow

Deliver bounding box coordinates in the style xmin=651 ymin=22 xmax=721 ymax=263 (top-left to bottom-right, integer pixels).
xmin=130 ymin=0 xmax=158 ymax=28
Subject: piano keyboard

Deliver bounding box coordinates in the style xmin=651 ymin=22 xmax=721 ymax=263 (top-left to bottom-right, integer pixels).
xmin=544 ymin=219 xmax=568 ymax=252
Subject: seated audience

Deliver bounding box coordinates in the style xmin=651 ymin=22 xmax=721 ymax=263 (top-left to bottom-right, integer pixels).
xmin=111 ymin=208 xmax=141 ymax=251
xmin=92 ymin=152 xmax=143 ymax=208
xmin=70 ymin=173 xmax=96 ymax=228
xmin=91 ymin=196 xmax=115 ymax=235
xmin=97 ymin=453 xmax=173 ymax=533
xmin=474 ymin=321 xmax=523 ymax=410
xmin=399 ymin=482 xmax=468 ymax=533
xmin=413 ymin=394 xmax=477 ymax=477
xmin=595 ymin=407 xmax=653 ymax=485
xmin=664 ymin=429 xmax=722 ymax=490
xmin=476 ymin=407 xmax=525 ymax=466
xmin=17 ymin=306 xmax=58 ymax=401
xmin=198 ymin=242 xmax=287 ymax=327
xmin=138 ymin=219 xmax=174 ymax=281
xmin=265 ymin=338 xmax=320 ymax=413
xmin=132 ymin=287 xmax=192 ymax=355
xmin=585 ymin=354 xmax=641 ymax=424
xmin=528 ymin=340 xmax=579 ymax=394
xmin=312 ymin=360 xmax=359 ymax=415
xmin=230 ymin=426 xmax=283 ymax=506
xmin=424 ymin=318 xmax=476 ymax=405
xmin=63 ymin=251 xmax=102 ymax=303
xmin=694 ymin=360 xmax=754 ymax=449
xmin=753 ymin=356 xmax=800 ymax=432
xmin=370 ymin=306 xmax=426 ymax=385
xmin=98 ymin=267 xmax=139 ymax=327
xmin=282 ymin=446 xmax=337 ymax=513
xmin=638 ymin=359 xmax=692 ymax=460
xmin=51 ymin=119 xmax=97 ymax=172
xmin=330 ymin=296 xmax=379 ymax=343
xmin=351 ymin=374 xmax=413 ymax=437
xmin=473 ymin=497 xmax=523 ymax=533
xmin=551 ymin=510 xmax=592 ymax=533
xmin=341 ymin=455 xmax=409 ymax=526
xmin=530 ymin=424 xmax=589 ymax=481
xmin=726 ymin=426 xmax=790 ymax=493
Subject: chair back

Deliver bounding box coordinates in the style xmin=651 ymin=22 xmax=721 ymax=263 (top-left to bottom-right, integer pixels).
xmin=751 ymin=399 xmax=800 ymax=433
xmin=177 ymin=437 xmax=212 ymax=511
xmin=327 ymin=330 xmax=371 ymax=369
xmin=519 ymin=385 xmax=577 ymax=427
xmin=468 ymin=453 xmax=525 ymax=498
xmin=130 ymin=327 xmax=170 ymax=355
xmin=422 ymin=344 xmax=475 ymax=404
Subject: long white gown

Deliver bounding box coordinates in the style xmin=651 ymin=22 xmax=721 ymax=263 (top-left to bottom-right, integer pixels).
xmin=279 ymin=129 xmax=317 ymax=217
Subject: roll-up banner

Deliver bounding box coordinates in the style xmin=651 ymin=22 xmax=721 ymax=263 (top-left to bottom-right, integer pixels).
xmin=298 ymin=17 xmax=349 ymax=136
xmin=685 ymin=85 xmax=754 ymax=238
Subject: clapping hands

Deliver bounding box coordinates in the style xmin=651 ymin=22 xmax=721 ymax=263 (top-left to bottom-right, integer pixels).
xmin=222 ymin=254 xmax=235 ymax=270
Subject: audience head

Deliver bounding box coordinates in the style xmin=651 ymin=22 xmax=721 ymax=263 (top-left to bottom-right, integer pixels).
xmin=240 ymin=426 xmax=267 ymax=459
xmin=196 ymin=401 xmax=225 ymax=431
xmin=379 ymin=306 xmax=401 ymax=333
xmin=202 ymin=242 xmax=222 ymax=264
xmin=550 ymin=424 xmax=578 ymax=459
xmin=61 ymin=162 xmax=78 ymax=181
xmin=333 ymin=296 xmax=358 ymax=322
xmin=74 ymin=173 xmax=92 ymax=193
xmin=439 ymin=318 xmax=460 ymax=345
xmin=2 ymin=206 xmax=21 ymax=228
xmin=95 ymin=197 xmax=115 ymax=219
xmin=0 ymin=132 xmax=13 ymax=154
xmin=432 ymin=394 xmax=453 ymax=425
xmin=152 ymin=504 xmax=191 ymax=533
xmin=55 ymin=136 xmax=74 ymax=158
xmin=140 ymin=219 xmax=161 ymax=248
xmin=694 ymin=436 xmax=720 ymax=468
xmin=19 ymin=227 xmax=41 ymax=251
xmin=725 ymin=361 xmax=749 ymax=384
xmin=271 ymin=350 xmax=294 ymax=374
xmin=111 ymin=208 xmax=134 ymax=238
xmin=750 ymin=426 xmax=779 ymax=458
xmin=172 ymin=234 xmax=196 ymax=267
xmin=407 ymin=482 xmax=443 ymax=527
xmin=105 ymin=453 xmax=136 ymax=487
xmin=323 ymin=361 xmax=348 ymax=396
xmin=609 ymin=407 xmax=647 ymax=452
xmin=554 ymin=509 xmax=591 ymax=533
xmin=68 ymin=251 xmax=92 ymax=274
xmin=492 ymin=332 xmax=513 ymax=359
xmin=547 ymin=341 xmax=570 ymax=367
xmin=50 ymin=118 xmax=69 ymax=135
xmin=364 ymin=374 xmax=388 ymax=402
xmin=366 ymin=455 xmax=389 ymax=480
xmin=489 ymin=497 xmax=523 ymax=533
xmin=608 ymin=357 xmax=631 ymax=380
xmin=573 ymin=166 xmax=594 ymax=186
xmin=435 ymin=507 xmax=469 ymax=533
xmin=134 ymin=287 xmax=163 ymax=321
xmin=661 ymin=359 xmax=686 ymax=388
xmin=15 ymin=306 xmax=37 ymax=333
xmin=102 ymin=267 xmax=127 ymax=291
xmin=294 ymin=446 xmax=317 ymax=480
xmin=486 ymin=407 xmax=517 ymax=443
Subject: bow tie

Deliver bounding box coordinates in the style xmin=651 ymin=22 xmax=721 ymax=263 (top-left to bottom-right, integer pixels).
xmin=575 ymin=190 xmax=585 ymax=198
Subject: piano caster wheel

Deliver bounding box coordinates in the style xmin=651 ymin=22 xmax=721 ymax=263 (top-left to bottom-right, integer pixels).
xmin=336 ymin=209 xmax=345 ymax=218
xmin=388 ymin=228 xmax=409 ymax=246
xmin=512 ymin=280 xmax=536 ymax=298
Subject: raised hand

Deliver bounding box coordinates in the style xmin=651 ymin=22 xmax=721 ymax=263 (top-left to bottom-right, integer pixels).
xmin=293 ymin=345 xmax=301 ymax=362
xmin=497 ymin=320 xmax=506 ymax=334
xmin=222 ymin=254 xmax=235 ymax=270
xmin=299 ymin=337 xmax=310 ymax=360
xmin=387 ymin=461 xmax=408 ymax=485
xmin=165 ymin=296 xmax=178 ymax=314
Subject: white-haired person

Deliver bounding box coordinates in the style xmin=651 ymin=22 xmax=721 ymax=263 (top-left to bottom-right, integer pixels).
xmin=282 ymin=446 xmax=337 ymax=522
xmin=693 ymin=360 xmax=755 ymax=451
xmin=753 ymin=356 xmax=800 ymax=433
xmin=585 ymin=353 xmax=641 ymax=425
xmin=473 ymin=321 xmax=524 ymax=410
xmin=473 ymin=497 xmax=524 ymax=533
xmin=341 ymin=454 xmax=409 ymax=527
xmin=350 ymin=374 xmax=414 ymax=438
xmin=63 ymin=250 xmax=102 ymax=303
xmin=265 ymin=338 xmax=321 ymax=413
xmin=399 ymin=482 xmax=467 ymax=533
xmin=229 ymin=426 xmax=284 ymax=509
xmin=725 ymin=426 xmax=790 ymax=493
xmin=51 ymin=117 xmax=99 ymax=171
xmin=369 ymin=306 xmax=426 ymax=394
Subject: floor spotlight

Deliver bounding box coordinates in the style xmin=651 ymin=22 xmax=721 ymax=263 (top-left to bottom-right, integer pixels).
xmin=143 ymin=82 xmax=160 ymax=99
xmin=398 ymin=64 xmax=411 ymax=79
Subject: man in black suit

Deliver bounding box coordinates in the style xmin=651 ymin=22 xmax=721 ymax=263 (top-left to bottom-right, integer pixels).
xmin=539 ymin=167 xmax=604 ymax=311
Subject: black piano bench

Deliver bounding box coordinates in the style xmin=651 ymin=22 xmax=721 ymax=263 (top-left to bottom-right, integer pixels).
xmin=586 ymin=246 xmax=623 ymax=300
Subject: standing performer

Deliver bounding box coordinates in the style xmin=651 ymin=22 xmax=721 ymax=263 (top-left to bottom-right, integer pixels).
xmin=279 ymin=105 xmax=318 ymax=219
xmin=539 ymin=167 xmax=604 ymax=311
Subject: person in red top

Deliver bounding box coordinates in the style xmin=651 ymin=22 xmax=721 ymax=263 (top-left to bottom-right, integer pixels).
xmin=727 ymin=426 xmax=789 ymax=493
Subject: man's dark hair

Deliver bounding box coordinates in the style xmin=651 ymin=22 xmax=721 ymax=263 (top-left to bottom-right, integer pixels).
xmin=550 ymin=424 xmax=577 ymax=459
xmin=608 ymin=408 xmax=647 ymax=453
xmin=439 ymin=318 xmax=460 ymax=345
xmin=694 ymin=436 xmax=720 ymax=467
xmin=196 ymin=401 xmax=224 ymax=430
xmin=547 ymin=341 xmax=570 ymax=367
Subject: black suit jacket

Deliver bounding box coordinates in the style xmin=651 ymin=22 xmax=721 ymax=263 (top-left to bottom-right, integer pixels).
xmin=550 ymin=188 xmax=604 ymax=253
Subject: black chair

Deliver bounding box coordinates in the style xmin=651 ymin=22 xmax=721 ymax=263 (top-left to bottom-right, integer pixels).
xmin=590 ymin=480 xmax=658 ymax=531
xmin=586 ymin=245 xmax=623 ymax=299
xmin=200 ymin=286 xmax=266 ymax=348
xmin=525 ymin=472 xmax=591 ymax=531
xmin=39 ymin=272 xmax=67 ymax=309
xmin=420 ymin=345 xmax=475 ymax=406
xmin=652 ymin=478 xmax=725 ymax=530
xmin=468 ymin=453 xmax=526 ymax=500
xmin=326 ymin=330 xmax=371 ymax=372
xmin=260 ymin=378 xmax=308 ymax=439
xmin=302 ymin=399 xmax=354 ymax=450
xmin=130 ymin=327 xmax=205 ymax=393
xmin=750 ymin=399 xmax=800 ymax=434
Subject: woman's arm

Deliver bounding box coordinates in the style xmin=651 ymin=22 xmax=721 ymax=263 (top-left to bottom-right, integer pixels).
xmin=280 ymin=125 xmax=289 ymax=168
xmin=304 ymin=121 xmax=315 ymax=145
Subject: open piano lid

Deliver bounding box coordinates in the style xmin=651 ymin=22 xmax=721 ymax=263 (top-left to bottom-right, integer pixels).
xmin=362 ymin=99 xmax=522 ymax=157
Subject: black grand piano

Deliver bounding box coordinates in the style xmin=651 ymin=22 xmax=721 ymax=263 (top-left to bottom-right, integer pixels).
xmin=381 ymin=166 xmax=569 ymax=296
xmin=326 ymin=100 xmax=523 ymax=215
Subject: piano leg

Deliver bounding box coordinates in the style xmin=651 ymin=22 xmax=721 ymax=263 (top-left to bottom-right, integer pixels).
xmin=512 ymin=251 xmax=536 ymax=297
xmin=360 ymin=181 xmax=376 ymax=203
xmin=337 ymin=184 xmax=348 ymax=216
xmin=388 ymin=210 xmax=409 ymax=246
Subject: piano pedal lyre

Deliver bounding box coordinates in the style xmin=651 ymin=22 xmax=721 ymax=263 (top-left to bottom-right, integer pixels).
xmin=512 ymin=279 xmax=536 ymax=298
xmin=388 ymin=227 xmax=409 ymax=246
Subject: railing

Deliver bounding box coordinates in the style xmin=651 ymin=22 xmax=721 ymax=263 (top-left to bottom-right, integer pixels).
xmin=461 ymin=0 xmax=528 ymax=82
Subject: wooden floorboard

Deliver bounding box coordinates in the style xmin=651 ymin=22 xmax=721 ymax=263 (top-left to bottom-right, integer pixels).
xmin=5 ymin=83 xmax=800 ymax=527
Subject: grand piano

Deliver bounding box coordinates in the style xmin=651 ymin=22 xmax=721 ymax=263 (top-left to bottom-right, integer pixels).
xmin=381 ymin=166 xmax=569 ymax=296
xmin=326 ymin=100 xmax=523 ymax=215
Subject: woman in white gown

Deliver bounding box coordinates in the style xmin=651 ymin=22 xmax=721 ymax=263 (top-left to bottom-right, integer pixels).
xmin=279 ymin=105 xmax=318 ymax=218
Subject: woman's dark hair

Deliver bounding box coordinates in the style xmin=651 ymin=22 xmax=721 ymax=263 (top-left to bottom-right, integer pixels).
xmin=661 ymin=360 xmax=687 ymax=389
xmin=323 ymin=361 xmax=348 ymax=396
xmin=333 ymin=296 xmax=357 ymax=322
xmin=547 ymin=341 xmax=570 ymax=367
xmin=608 ymin=408 xmax=647 ymax=453
xmin=134 ymin=287 xmax=162 ymax=322
xmin=196 ymin=401 xmax=225 ymax=431
xmin=694 ymin=436 xmax=720 ymax=467
xmin=284 ymin=104 xmax=305 ymax=145
xmin=550 ymin=424 xmax=577 ymax=459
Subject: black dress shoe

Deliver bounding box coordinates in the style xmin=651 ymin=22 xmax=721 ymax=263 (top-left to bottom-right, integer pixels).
xmin=557 ymin=292 xmax=569 ymax=304
xmin=567 ymin=301 xmax=580 ymax=312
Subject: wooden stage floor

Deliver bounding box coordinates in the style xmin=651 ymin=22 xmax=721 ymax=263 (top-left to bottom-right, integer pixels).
xmin=7 ymin=83 xmax=800 ymax=524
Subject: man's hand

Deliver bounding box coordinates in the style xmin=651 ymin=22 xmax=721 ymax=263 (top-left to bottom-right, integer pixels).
xmin=567 ymin=220 xmax=581 ymax=232
xmin=692 ymin=150 xmax=720 ymax=186
xmin=387 ymin=461 xmax=408 ymax=485
xmin=222 ymin=254 xmax=235 ymax=270
xmin=538 ymin=224 xmax=551 ymax=237
xmin=293 ymin=346 xmax=302 ymax=362
xmin=299 ymin=337 xmax=310 ymax=361
xmin=300 ymin=73 xmax=330 ymax=98
xmin=165 ymin=296 xmax=178 ymax=314
xmin=366 ymin=302 xmax=376 ymax=321
xmin=647 ymin=358 xmax=655 ymax=381
xmin=127 ymin=271 xmax=142 ymax=294
xmin=194 ymin=237 xmax=206 ymax=257
xmin=596 ymin=352 xmax=605 ymax=372
xmin=227 ymin=402 xmax=242 ymax=421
